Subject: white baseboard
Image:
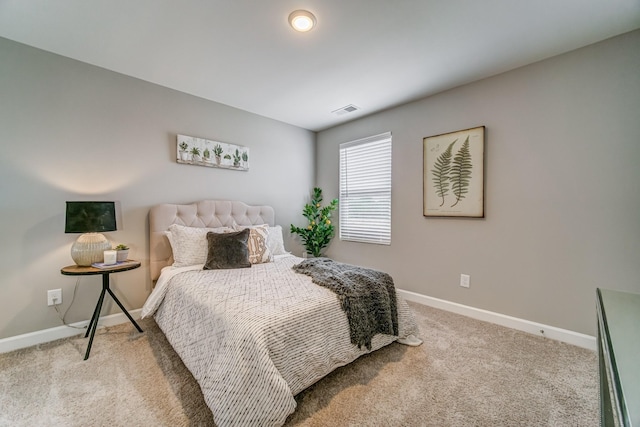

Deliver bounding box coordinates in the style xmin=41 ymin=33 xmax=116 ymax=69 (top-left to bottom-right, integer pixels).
xmin=0 ymin=309 xmax=142 ymax=354
xmin=2 ymin=293 xmax=596 ymax=353
xmin=397 ymin=289 xmax=596 ymax=351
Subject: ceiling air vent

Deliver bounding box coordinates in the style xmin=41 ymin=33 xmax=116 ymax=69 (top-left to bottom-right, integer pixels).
xmin=332 ymin=104 xmax=360 ymax=116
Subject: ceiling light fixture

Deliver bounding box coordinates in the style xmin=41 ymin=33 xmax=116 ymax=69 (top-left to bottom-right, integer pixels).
xmin=288 ymin=10 xmax=316 ymax=32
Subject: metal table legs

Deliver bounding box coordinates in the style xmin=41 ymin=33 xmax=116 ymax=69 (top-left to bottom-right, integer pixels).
xmin=84 ymin=272 xmax=143 ymax=360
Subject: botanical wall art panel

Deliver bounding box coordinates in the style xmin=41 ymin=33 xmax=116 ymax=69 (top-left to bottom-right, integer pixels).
xmin=177 ymin=134 xmax=249 ymax=171
xmin=423 ymin=126 xmax=485 ymax=217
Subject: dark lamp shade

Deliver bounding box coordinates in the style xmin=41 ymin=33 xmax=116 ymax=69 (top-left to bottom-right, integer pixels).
xmin=65 ymin=201 xmax=117 ymax=233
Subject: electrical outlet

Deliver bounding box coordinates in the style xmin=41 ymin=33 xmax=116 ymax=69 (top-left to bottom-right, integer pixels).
xmin=460 ymin=274 xmax=470 ymax=288
xmin=47 ymin=289 xmax=62 ymax=306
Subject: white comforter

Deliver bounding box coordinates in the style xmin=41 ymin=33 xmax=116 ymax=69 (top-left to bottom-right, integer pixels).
xmin=141 ymin=255 xmax=419 ymax=427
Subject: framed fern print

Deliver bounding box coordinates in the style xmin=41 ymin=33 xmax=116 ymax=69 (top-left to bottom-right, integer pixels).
xmin=423 ymin=126 xmax=485 ymax=217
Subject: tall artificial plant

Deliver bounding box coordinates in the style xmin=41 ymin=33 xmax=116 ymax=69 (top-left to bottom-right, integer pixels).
xmin=290 ymin=187 xmax=338 ymax=257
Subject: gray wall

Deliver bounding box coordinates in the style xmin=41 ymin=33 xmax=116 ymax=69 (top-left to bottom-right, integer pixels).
xmin=0 ymin=37 xmax=315 ymax=339
xmin=316 ymin=30 xmax=640 ymax=336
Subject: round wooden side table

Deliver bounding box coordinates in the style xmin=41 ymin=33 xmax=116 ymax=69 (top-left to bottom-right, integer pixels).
xmin=61 ymin=261 xmax=143 ymax=360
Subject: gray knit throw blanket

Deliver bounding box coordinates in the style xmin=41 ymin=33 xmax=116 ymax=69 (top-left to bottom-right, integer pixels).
xmin=292 ymin=257 xmax=398 ymax=350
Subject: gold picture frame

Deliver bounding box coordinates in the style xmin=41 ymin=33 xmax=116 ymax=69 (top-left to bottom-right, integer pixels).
xmin=423 ymin=126 xmax=485 ymax=218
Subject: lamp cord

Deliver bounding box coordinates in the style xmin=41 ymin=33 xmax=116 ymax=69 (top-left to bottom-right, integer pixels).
xmin=54 ymin=278 xmax=86 ymax=329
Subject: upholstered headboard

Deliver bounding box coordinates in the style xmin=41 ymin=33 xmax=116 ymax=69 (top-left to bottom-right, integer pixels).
xmin=149 ymin=200 xmax=275 ymax=281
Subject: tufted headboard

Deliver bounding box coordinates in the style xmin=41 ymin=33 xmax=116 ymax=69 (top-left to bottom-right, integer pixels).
xmin=149 ymin=200 xmax=275 ymax=281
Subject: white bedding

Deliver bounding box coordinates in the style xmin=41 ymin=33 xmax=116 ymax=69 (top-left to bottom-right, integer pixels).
xmin=141 ymin=254 xmax=419 ymax=427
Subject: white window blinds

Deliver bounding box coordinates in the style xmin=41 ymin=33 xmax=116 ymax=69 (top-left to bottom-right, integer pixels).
xmin=339 ymin=132 xmax=392 ymax=245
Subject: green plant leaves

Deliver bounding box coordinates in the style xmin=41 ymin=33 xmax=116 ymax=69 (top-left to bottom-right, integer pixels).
xmin=430 ymin=136 xmax=472 ymax=208
xmin=290 ymin=187 xmax=339 ymax=257
xmin=431 ymin=139 xmax=457 ymax=207
xmin=450 ymin=137 xmax=472 ymax=207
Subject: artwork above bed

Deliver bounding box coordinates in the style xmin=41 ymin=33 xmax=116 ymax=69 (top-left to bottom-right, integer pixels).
xmin=176 ymin=134 xmax=249 ymax=171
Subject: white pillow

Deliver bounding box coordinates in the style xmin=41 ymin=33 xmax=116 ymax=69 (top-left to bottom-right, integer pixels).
xmin=166 ymin=223 xmax=235 ymax=267
xmin=267 ymin=225 xmax=288 ymax=255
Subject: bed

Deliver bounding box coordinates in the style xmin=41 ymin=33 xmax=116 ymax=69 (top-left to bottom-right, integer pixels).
xmin=141 ymin=200 xmax=421 ymax=426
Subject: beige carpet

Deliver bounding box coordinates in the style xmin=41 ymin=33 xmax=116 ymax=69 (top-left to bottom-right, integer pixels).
xmin=0 ymin=301 xmax=598 ymax=426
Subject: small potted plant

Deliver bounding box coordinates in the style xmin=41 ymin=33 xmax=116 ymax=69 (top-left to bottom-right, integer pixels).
xmin=213 ymin=144 xmax=223 ymax=165
xmin=203 ymin=148 xmax=211 ymax=163
xmin=178 ymin=141 xmax=189 ymax=161
xmin=114 ymin=244 xmax=129 ymax=262
xmin=190 ymin=146 xmax=201 ymax=163
xmin=232 ymin=149 xmax=241 ymax=167
xmin=241 ymin=151 xmax=249 ymax=168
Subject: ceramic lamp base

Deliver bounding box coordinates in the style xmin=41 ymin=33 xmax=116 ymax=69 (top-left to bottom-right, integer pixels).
xmin=71 ymin=233 xmax=112 ymax=266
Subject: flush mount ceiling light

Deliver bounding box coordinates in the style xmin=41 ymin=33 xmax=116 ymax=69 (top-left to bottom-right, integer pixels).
xmin=288 ymin=10 xmax=316 ymax=32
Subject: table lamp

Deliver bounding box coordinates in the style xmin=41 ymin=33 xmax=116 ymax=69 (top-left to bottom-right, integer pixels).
xmin=65 ymin=201 xmax=117 ymax=266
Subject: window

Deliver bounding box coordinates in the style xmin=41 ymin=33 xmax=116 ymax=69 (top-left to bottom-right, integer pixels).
xmin=339 ymin=132 xmax=392 ymax=245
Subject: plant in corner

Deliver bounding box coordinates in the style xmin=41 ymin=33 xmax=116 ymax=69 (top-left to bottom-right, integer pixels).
xmin=290 ymin=187 xmax=338 ymax=257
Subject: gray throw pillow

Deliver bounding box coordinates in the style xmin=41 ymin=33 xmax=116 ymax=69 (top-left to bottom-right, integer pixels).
xmin=203 ymin=228 xmax=251 ymax=270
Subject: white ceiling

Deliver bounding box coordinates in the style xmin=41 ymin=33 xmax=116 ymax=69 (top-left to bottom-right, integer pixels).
xmin=1 ymin=0 xmax=639 ymax=131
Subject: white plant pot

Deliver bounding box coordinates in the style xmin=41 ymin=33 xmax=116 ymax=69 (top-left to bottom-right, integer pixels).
xmin=116 ymin=250 xmax=129 ymax=262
